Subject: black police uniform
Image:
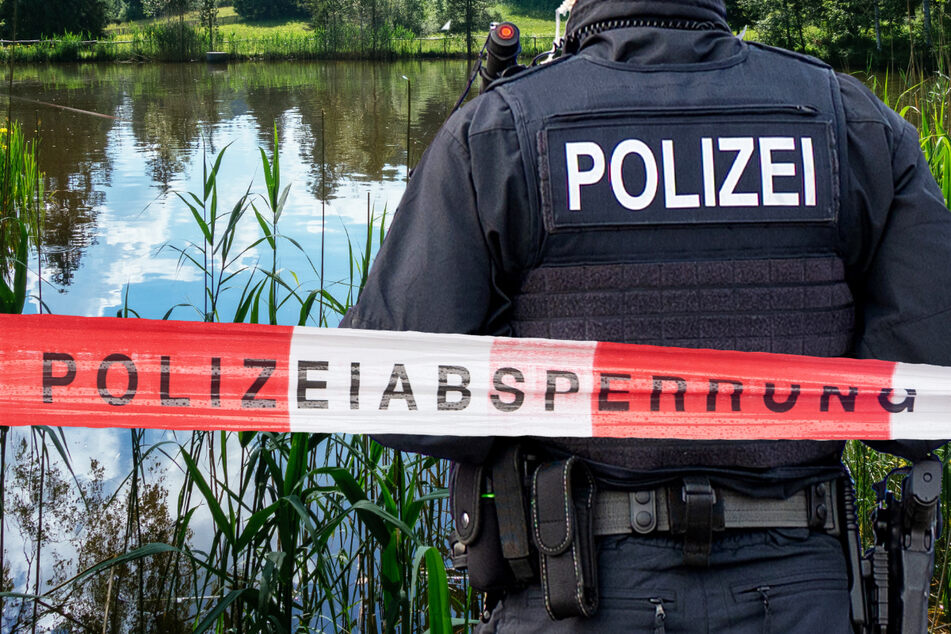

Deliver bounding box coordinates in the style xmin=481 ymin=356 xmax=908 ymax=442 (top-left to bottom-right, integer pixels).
xmin=342 ymin=0 xmax=951 ymax=630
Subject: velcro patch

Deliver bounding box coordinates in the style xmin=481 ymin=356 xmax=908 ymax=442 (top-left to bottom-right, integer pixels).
xmin=538 ymin=108 xmax=837 ymax=231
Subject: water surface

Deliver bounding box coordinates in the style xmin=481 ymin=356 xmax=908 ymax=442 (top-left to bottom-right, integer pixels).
xmin=11 ymin=60 xmax=472 ymax=321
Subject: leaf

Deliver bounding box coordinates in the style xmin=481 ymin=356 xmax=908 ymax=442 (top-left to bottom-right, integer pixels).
xmin=259 ymin=147 xmax=274 ymax=198
xmin=235 ymin=501 xmax=280 ymax=552
xmin=275 ymin=183 xmax=291 ymax=223
xmin=249 ymin=279 xmax=266 ymax=324
xmin=192 ymin=588 xmax=247 ymax=634
xmin=347 ymin=499 xmax=419 ymax=545
xmin=254 ymin=205 xmax=275 ymax=250
xmin=176 ymin=192 xmax=213 ymax=244
xmin=204 ymin=142 xmax=232 ymax=201
xmin=410 ymin=546 xmax=452 ymax=634
xmin=11 ymin=220 xmax=27 ymax=314
xmin=238 ymin=430 xmax=257 ymax=448
xmin=46 ymin=543 xmax=180 ymax=597
xmin=162 ymin=303 xmax=190 ymax=320
xmin=180 ymin=449 xmax=235 ymax=547
xmin=283 ymin=494 xmax=320 ymax=544
xmin=424 ymin=546 xmax=452 ymax=633
xmin=298 ymin=288 xmax=320 ymax=326
xmin=284 ymin=433 xmax=309 ymax=497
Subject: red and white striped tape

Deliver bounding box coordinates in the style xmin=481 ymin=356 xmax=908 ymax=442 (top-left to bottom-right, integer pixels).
xmin=1 ymin=314 xmax=949 ymax=439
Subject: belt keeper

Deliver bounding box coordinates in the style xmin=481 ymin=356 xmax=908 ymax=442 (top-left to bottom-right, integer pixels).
xmin=668 ymin=476 xmax=723 ymax=567
xmin=492 ymin=444 xmax=536 ymax=583
xmin=531 ymin=456 xmax=599 ymax=620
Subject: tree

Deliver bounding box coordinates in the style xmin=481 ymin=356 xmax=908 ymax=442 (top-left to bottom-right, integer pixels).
xmin=445 ymin=0 xmax=497 ymax=58
xmin=121 ymin=0 xmax=147 ymax=20
xmin=0 ymin=0 xmax=110 ymax=39
xmin=199 ymin=0 xmax=218 ymax=50
xmin=923 ymin=0 xmax=933 ymax=47
xmin=47 ymin=459 xmax=191 ymax=633
xmin=4 ymin=436 xmax=79 ymax=632
xmin=144 ymin=0 xmax=192 ymax=18
xmin=233 ymin=0 xmax=308 ymax=21
xmin=306 ymin=0 xmax=352 ymax=52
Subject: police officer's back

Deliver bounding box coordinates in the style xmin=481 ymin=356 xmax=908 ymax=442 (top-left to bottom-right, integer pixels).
xmin=343 ymin=0 xmax=951 ymax=630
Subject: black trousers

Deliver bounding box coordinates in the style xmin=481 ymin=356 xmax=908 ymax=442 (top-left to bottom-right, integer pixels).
xmin=476 ymin=528 xmax=850 ymax=633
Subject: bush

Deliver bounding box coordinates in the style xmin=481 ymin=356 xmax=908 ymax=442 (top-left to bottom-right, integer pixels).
xmin=146 ymin=21 xmax=202 ymax=60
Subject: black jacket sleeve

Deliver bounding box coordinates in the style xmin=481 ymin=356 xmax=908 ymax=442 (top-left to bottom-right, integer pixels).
xmin=840 ymin=75 xmax=951 ymax=460
xmin=340 ymin=110 xmax=502 ymax=464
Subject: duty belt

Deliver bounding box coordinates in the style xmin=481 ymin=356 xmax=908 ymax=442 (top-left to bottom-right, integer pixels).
xmin=594 ymin=477 xmax=840 ymax=566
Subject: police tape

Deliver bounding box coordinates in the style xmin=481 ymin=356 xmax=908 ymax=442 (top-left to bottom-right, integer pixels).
xmin=1 ymin=314 xmax=949 ymax=440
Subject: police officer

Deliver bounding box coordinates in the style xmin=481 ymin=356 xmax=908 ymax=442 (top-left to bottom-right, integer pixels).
xmin=342 ymin=0 xmax=951 ymax=631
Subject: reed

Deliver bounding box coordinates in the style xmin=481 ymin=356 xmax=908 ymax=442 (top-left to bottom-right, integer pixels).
xmin=77 ymin=129 xmax=457 ymax=632
xmin=0 ymin=120 xmax=43 ymax=315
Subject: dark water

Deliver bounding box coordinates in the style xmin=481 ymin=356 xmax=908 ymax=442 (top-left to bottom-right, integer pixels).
xmin=9 ymin=60 xmax=473 ymax=321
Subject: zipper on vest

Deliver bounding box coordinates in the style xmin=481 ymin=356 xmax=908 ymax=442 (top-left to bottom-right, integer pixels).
xmin=546 ymin=103 xmax=820 ymax=123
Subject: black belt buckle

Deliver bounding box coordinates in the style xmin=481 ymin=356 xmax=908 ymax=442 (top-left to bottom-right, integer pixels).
xmin=668 ymin=476 xmax=724 ymax=566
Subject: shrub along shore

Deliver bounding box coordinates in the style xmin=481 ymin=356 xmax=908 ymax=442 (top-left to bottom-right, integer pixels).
xmin=0 ymin=5 xmax=558 ymax=63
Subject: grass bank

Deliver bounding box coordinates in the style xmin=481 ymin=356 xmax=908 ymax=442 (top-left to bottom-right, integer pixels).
xmin=0 ymin=4 xmax=557 ymax=63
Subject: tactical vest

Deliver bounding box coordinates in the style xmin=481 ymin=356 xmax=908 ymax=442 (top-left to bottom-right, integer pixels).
xmin=491 ymin=41 xmax=854 ymax=474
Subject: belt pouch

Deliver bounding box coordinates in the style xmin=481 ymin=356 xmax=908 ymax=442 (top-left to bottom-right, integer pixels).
xmin=531 ymin=456 xmax=598 ymax=620
xmin=450 ymin=462 xmax=517 ymax=592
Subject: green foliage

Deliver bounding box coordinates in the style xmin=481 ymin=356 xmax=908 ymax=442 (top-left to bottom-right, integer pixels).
xmin=122 ymin=0 xmax=147 ymax=21
xmin=198 ymin=0 xmax=218 ymax=49
xmin=0 ymin=217 xmax=27 ymax=314
xmin=0 ymin=120 xmax=44 ymax=314
xmin=144 ymin=19 xmax=203 ymax=60
xmin=0 ymin=0 xmax=111 ymax=39
xmin=0 ymin=2 xmax=554 ymax=61
xmin=733 ymin=0 xmax=950 ymax=66
xmin=144 ymin=0 xmax=193 ymax=18
xmin=442 ymin=0 xmax=500 ymax=34
xmin=233 ymin=0 xmax=308 ymax=21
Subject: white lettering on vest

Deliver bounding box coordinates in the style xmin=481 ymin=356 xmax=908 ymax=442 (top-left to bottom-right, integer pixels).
xmin=701 ymin=137 xmax=717 ymax=207
xmin=718 ymin=137 xmax=758 ymax=207
xmin=562 ymin=134 xmax=821 ymax=213
xmin=760 ymin=137 xmax=798 ymax=206
xmin=566 ymin=141 xmax=606 ymax=211
xmin=611 ymin=139 xmax=658 ymax=211
xmin=801 ymin=136 xmax=817 ymax=207
xmin=662 ymin=140 xmax=701 ymax=209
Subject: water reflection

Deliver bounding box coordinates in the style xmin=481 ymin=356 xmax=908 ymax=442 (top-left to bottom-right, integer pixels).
xmin=8 ymin=59 xmax=472 ymax=318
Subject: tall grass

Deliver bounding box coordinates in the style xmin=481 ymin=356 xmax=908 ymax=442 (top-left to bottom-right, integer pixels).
xmin=149 ymin=137 xmax=461 ymax=632
xmin=0 ymin=30 xmax=553 ymax=63
xmin=0 ymin=119 xmax=44 ymax=314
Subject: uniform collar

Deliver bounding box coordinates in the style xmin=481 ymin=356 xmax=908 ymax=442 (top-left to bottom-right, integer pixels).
xmin=563 ymin=0 xmax=737 ymax=65
xmin=566 ymin=0 xmax=729 ymax=37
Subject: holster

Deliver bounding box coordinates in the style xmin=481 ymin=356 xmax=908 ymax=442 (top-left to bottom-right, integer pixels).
xmin=531 ymin=456 xmax=599 ymax=620
xmin=850 ymin=458 xmax=942 ymax=634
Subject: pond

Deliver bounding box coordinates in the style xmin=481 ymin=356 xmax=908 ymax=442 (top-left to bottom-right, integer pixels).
xmin=10 ymin=59 xmax=474 ymax=322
